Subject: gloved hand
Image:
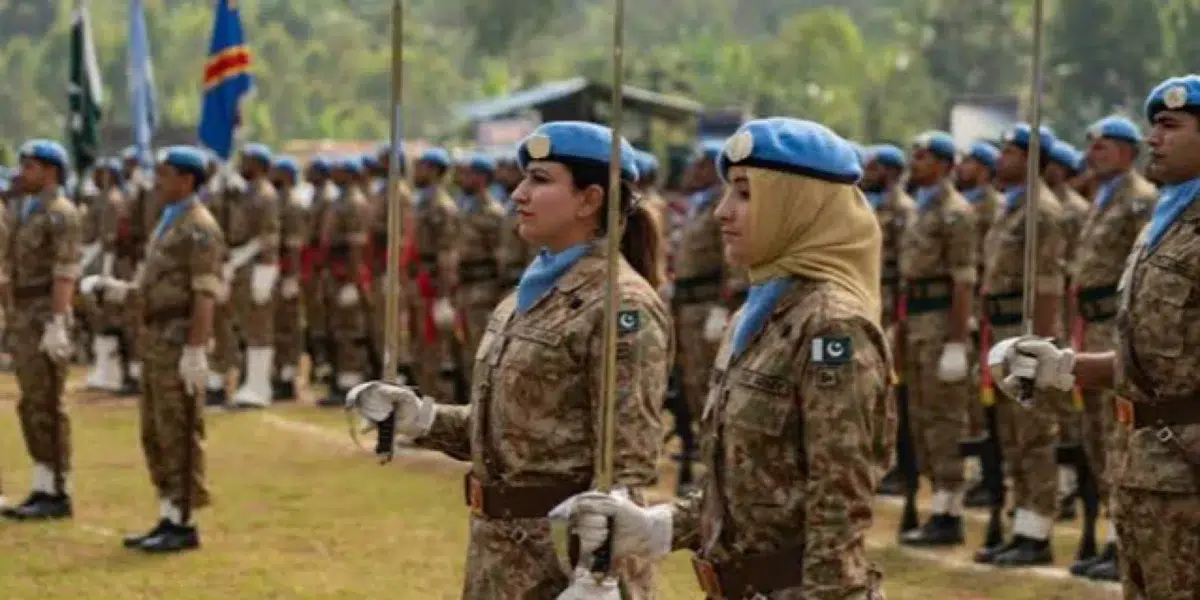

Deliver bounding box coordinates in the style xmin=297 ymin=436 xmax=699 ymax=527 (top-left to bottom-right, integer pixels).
xmin=279 ymin=276 xmax=301 ymax=300
xmin=39 ymin=314 xmax=73 ymax=362
xmin=937 ymin=341 xmax=969 ymax=383
xmin=345 ymin=381 xmax=437 ymax=438
xmin=433 ymin=297 xmax=455 ymax=329
xmin=549 ymin=490 xmax=673 ymax=561
xmin=555 ymin=572 xmax=621 ymax=600
xmin=178 ymin=345 xmax=209 ymax=396
xmin=989 ymin=336 xmax=1076 ymax=399
xmin=250 ymin=263 xmax=280 ymax=305
xmin=221 ymin=261 xmax=236 ymax=285
xmin=337 ymin=283 xmax=360 ymax=307
xmin=101 ymin=277 xmax=133 ymax=304
xmin=703 ymin=306 xmax=729 ymax=342
xmin=79 ymin=274 xmax=104 ymax=296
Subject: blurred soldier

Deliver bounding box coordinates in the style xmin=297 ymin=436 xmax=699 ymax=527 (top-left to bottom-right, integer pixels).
xmin=83 ymin=159 xmax=130 ymax=392
xmin=558 ymin=118 xmax=892 ymax=598
xmin=453 ymin=154 xmax=505 ymax=392
xmin=405 ymin=148 xmax=460 ymax=400
xmin=119 ymin=146 xmax=157 ymax=393
xmin=897 ymin=132 xmax=978 ymax=546
xmin=318 ymin=157 xmax=371 ymax=407
xmin=1063 ymin=115 xmax=1155 ymax=581
xmin=114 ymin=146 xmax=223 ymax=552
xmin=270 ymin=156 xmax=310 ymax=401
xmin=227 ymin=144 xmax=281 ymax=409
xmin=367 ymin=145 xmax=413 ymax=381
xmin=973 ymin=124 xmax=1066 ymax=567
xmin=199 ymin=153 xmax=242 ymax=406
xmin=993 ymin=75 xmax=1200 ymax=599
xmin=495 ymin=153 xmax=531 ymax=292
xmin=302 ymin=157 xmax=336 ymax=384
xmin=349 ymin=121 xmax=669 ymax=599
xmin=634 ymin=150 xmax=670 ymax=294
xmin=1 ymin=140 xmax=81 ymax=521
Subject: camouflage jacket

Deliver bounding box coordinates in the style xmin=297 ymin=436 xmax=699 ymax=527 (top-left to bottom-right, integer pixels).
xmin=898 ymin=179 xmax=978 ymax=340
xmin=139 ymin=197 xmax=225 ymax=325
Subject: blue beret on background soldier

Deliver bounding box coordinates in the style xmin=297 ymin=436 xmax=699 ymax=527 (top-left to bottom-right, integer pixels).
xmin=1 ymin=140 xmax=81 ymax=522
xmin=557 ymin=117 xmax=894 ymax=599
xmin=346 ymin=121 xmax=671 ymax=599
xmin=993 ymin=74 xmax=1200 ymax=598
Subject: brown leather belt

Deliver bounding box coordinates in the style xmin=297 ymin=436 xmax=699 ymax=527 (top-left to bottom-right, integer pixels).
xmin=462 ymin=473 xmax=587 ymax=520
xmin=904 ymin=276 xmax=953 ymax=314
xmin=1077 ymin=284 xmax=1118 ymax=323
xmin=13 ymin=282 xmax=52 ymax=300
xmin=1114 ymin=396 xmax=1200 ymax=430
xmin=691 ymin=547 xmax=805 ymax=599
xmin=143 ymin=305 xmax=192 ymax=325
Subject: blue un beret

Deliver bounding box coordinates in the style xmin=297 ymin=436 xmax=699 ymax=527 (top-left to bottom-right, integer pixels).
xmin=121 ymin=146 xmax=139 ymax=161
xmin=965 ymin=141 xmax=1000 ymax=170
xmin=866 ymin=144 xmax=906 ymax=171
xmin=419 ymin=148 xmax=452 ymax=170
xmin=912 ymin=130 xmax=957 ymax=162
xmin=97 ymin=158 xmax=124 ymax=177
xmin=338 ymin=155 xmax=363 ymax=173
xmin=273 ymin=156 xmax=300 ymax=179
xmin=717 ymin=117 xmax=862 ymax=184
xmin=1048 ymin=140 xmax=1084 ymax=173
xmin=242 ymin=143 xmax=273 ymax=164
xmin=362 ymin=153 xmax=380 ymax=170
xmin=24 ymin=139 xmax=70 ymax=172
xmin=1003 ymin=123 xmax=1056 ymax=153
xmin=517 ymin=121 xmax=639 ymax=183
xmin=468 ymin=154 xmax=496 ymax=175
xmin=1087 ymin=115 xmax=1142 ymax=144
xmin=635 ymin=150 xmax=660 ymax=182
xmin=848 ymin=142 xmax=867 ymax=167
xmin=310 ymin=156 xmax=332 ymax=174
xmin=1144 ymin=75 xmax=1200 ymax=121
xmin=159 ymin=145 xmax=208 ymax=179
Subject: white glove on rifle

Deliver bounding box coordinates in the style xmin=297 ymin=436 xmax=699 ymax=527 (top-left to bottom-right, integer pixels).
xmin=279 ymin=276 xmax=300 ymax=300
xmin=549 ymin=490 xmax=673 ymax=561
xmin=337 ymin=283 xmax=360 ymax=307
xmin=703 ymin=306 xmax=729 ymax=342
xmin=101 ymin=277 xmax=134 ymax=304
xmin=250 ymin=263 xmax=280 ymax=305
xmin=39 ymin=314 xmax=73 ymax=363
xmin=937 ymin=341 xmax=969 ymax=383
xmin=989 ymin=336 xmax=1076 ymax=399
xmin=345 ymin=381 xmax=437 ymax=438
xmin=433 ymin=297 xmax=455 ymax=329
xmin=179 ymin=345 xmax=209 ymax=396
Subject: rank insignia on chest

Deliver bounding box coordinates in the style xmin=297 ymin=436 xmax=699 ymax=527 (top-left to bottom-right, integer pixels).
xmin=617 ymin=309 xmax=640 ymax=335
xmin=812 ymin=336 xmax=852 ymax=365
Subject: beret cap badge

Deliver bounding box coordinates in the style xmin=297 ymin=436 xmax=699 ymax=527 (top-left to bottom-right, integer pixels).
xmin=723 ymin=131 xmax=754 ymax=163
xmin=1164 ymin=85 xmax=1189 ymax=110
xmin=526 ymin=134 xmax=552 ymax=160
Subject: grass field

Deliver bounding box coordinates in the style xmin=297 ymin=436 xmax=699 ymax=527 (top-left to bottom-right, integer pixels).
xmin=0 ymin=369 xmax=1119 ymax=599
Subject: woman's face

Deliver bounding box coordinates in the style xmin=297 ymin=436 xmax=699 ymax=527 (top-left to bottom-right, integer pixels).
xmin=713 ymin=166 xmax=752 ymax=267
xmin=510 ymin=160 xmax=599 ymax=249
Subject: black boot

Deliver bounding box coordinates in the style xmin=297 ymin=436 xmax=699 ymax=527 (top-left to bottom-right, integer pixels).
xmin=1070 ymin=541 xmax=1115 ymax=576
xmin=877 ymin=468 xmax=904 ymax=496
xmin=993 ymin=536 xmax=1053 ymax=567
xmin=272 ymin=379 xmax=296 ymax=402
xmin=206 ymin=387 xmax=227 ymax=407
xmin=964 ymin=480 xmax=992 ymax=508
xmin=123 ymin=519 xmax=171 ymax=549
xmin=120 ymin=376 xmax=140 ymax=396
xmin=974 ymin=535 xmax=1023 ymax=564
xmin=318 ymin=386 xmax=346 ymax=408
xmin=1085 ymin=553 xmax=1119 ymax=581
xmin=138 ymin=522 xmax=200 ymax=553
xmin=1 ymin=492 xmax=72 ymax=521
xmin=899 ymin=514 xmax=964 ymax=547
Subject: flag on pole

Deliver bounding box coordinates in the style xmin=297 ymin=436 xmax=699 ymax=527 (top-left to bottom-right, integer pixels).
xmin=69 ymin=0 xmax=104 ymax=173
xmin=198 ymin=0 xmax=253 ymax=161
xmin=128 ymin=0 xmax=158 ymax=168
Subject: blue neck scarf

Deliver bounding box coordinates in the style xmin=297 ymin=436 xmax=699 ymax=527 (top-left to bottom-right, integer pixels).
xmin=20 ymin=196 xmax=41 ymax=222
xmin=687 ymin=185 xmax=720 ymax=218
xmin=515 ymin=243 xmax=592 ymax=314
xmin=153 ymin=196 xmax=194 ymax=240
xmin=1094 ymin=174 xmax=1125 ymax=211
xmin=456 ymin=192 xmax=478 ymax=214
xmin=730 ymin=278 xmax=794 ymax=360
xmin=864 ymin=191 xmax=884 ymax=210
xmin=961 ymin=187 xmax=984 ymax=205
xmin=1145 ymin=177 xmax=1200 ymax=250
xmin=915 ymin=185 xmax=940 ymax=212
xmin=1004 ymin=185 xmax=1026 ymax=212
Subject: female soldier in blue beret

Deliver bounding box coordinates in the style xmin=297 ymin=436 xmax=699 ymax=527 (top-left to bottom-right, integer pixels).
xmin=559 ymin=117 xmax=894 ymax=599
xmin=347 ymin=121 xmax=671 ymax=599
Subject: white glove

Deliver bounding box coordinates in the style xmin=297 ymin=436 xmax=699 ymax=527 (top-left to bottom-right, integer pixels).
xmin=250 ymin=263 xmax=280 ymax=305
xmin=703 ymin=306 xmax=729 ymax=342
xmin=38 ymin=314 xmax=73 ymax=363
xmin=556 ymin=572 xmax=621 ymax=600
xmin=221 ymin=261 xmax=236 ymax=284
xmin=549 ymin=490 xmax=673 ymax=561
xmin=345 ymin=381 xmax=437 ymax=438
xmin=279 ymin=276 xmax=300 ymax=299
xmin=101 ymin=277 xmax=133 ymax=304
xmin=433 ymin=297 xmax=455 ymax=329
xmin=78 ymin=242 xmax=101 ymax=270
xmin=989 ymin=336 xmax=1076 ymax=399
xmin=226 ymin=239 xmax=262 ymax=274
xmin=79 ymin=274 xmax=104 ymax=296
xmin=337 ymin=283 xmax=360 ymax=307
xmin=937 ymin=341 xmax=969 ymax=383
xmin=178 ymin=345 xmax=209 ymax=396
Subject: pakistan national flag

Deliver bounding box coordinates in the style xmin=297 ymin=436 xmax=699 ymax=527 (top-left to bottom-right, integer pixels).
xmin=69 ymin=0 xmax=104 ymax=172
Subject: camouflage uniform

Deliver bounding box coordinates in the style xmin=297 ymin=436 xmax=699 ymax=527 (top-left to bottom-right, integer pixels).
xmin=322 ymin=181 xmax=372 ymax=397
xmin=302 ymin=178 xmax=337 ymax=377
xmin=123 ymin=171 xmax=158 ymax=385
xmin=671 ymin=280 xmax=893 ymax=599
xmin=366 ymin=178 xmax=413 ymax=373
xmin=980 ymin=182 xmax=1066 ymax=523
xmin=453 ymin=188 xmax=505 ymax=389
xmin=138 ymin=197 xmax=224 ymax=514
xmin=203 ymin=174 xmax=243 ymax=398
xmin=228 ymin=176 xmax=280 ymax=402
xmin=417 ymin=245 xmax=670 ymax=600
xmin=275 ymin=184 xmax=311 ymax=390
xmin=405 ymin=184 xmax=459 ymax=399
xmin=898 ymin=180 xmax=977 ymax=498
xmin=876 ymin=186 xmax=916 ymax=331
xmin=9 ymin=188 xmax=82 ymax=484
xmin=965 ymin=185 xmax=1003 ymax=437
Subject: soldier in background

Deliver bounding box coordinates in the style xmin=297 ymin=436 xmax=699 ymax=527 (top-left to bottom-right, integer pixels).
xmin=452 ymin=154 xmax=505 ymax=391
xmin=494 ymin=153 xmax=530 ymax=293
xmin=634 ymin=150 xmax=670 ymax=295
xmin=82 ymin=159 xmax=131 ymax=393
xmin=270 ymin=156 xmax=309 ymax=401
xmin=119 ymin=146 xmax=157 ymax=394
xmin=302 ymin=157 xmax=336 ymax=386
xmin=369 ymin=144 xmax=414 ymax=381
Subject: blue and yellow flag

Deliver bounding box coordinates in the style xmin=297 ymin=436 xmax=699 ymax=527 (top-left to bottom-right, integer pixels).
xmin=197 ymin=0 xmax=252 ymax=161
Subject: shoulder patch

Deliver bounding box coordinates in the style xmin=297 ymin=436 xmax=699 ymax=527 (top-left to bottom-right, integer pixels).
xmin=811 ymin=336 xmax=852 ymax=365
xmin=617 ymin=309 xmax=641 ymax=335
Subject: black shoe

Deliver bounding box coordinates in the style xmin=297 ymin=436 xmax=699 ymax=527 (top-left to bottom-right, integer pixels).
xmin=119 ymin=377 xmax=141 ymax=396
xmin=272 ymin=379 xmax=296 ymax=402
xmin=1057 ymin=493 xmax=1078 ymax=521
xmin=993 ymin=536 xmax=1053 ymax=567
xmin=1 ymin=492 xmax=72 ymax=520
xmin=138 ymin=522 xmax=200 ymax=553
xmin=123 ymin=519 xmax=171 ymax=548
xmin=1085 ymin=555 xmax=1119 ymax=581
xmin=877 ymin=468 xmax=904 ymax=496
xmin=205 ymin=388 xmax=227 ymax=407
xmin=900 ymin=514 xmax=964 ymax=547
xmin=318 ymin=388 xmax=346 ymax=408
xmin=964 ymin=480 xmax=992 ymax=508
xmin=974 ymin=535 xmax=1023 ymax=564
xmin=1070 ymin=541 xmax=1115 ymax=576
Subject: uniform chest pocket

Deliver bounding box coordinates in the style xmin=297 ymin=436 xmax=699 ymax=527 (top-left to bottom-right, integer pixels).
xmin=500 ymin=326 xmax=571 ymax=382
xmin=1135 ymin=260 xmax=1196 ymax=358
xmin=725 ymin=370 xmax=796 ymax=437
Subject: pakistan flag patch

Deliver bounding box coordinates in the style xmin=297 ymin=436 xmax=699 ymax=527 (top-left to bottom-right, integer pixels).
xmin=617 ymin=309 xmax=641 ymax=335
xmin=812 ymin=336 xmax=853 ymax=365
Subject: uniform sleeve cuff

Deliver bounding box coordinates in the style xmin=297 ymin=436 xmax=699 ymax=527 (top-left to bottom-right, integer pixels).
xmin=54 ymin=264 xmax=83 ymax=280
xmin=1036 ymin=275 xmax=1065 ymax=294
xmin=192 ymin=275 xmax=223 ymax=296
xmin=951 ymin=267 xmax=977 ymax=285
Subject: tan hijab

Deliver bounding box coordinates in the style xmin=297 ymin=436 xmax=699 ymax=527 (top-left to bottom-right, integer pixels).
xmin=744 ymin=167 xmax=883 ymax=324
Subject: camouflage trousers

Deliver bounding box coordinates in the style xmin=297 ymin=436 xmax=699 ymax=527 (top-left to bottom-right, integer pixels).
xmin=1113 ymin=487 xmax=1200 ymax=600
xmin=210 ymin=295 xmax=239 ymax=375
xmin=326 ymin=275 xmax=370 ymax=383
xmin=12 ymin=309 xmax=71 ymax=474
xmin=904 ymin=336 xmax=968 ymax=492
xmin=125 ymin=288 xmax=145 ymax=366
xmin=1080 ymin=321 xmax=1118 ymax=504
xmin=140 ymin=324 xmax=209 ymax=512
xmin=232 ymin=269 xmax=275 ymax=347
xmin=303 ymin=275 xmax=329 ymax=363
xmin=676 ymin=303 xmax=719 ymax=418
xmin=275 ymin=284 xmax=303 ymax=377
xmin=758 ymin=570 xmax=885 ymax=600
xmin=461 ymin=516 xmax=656 ymax=600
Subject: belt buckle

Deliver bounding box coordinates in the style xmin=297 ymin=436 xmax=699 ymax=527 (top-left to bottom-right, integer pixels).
xmin=1156 ymin=424 xmax=1176 ymax=444
xmin=691 ymin=557 xmax=724 ymax=599
xmin=467 ymin=475 xmax=485 ymax=517
xmin=1114 ymin=397 xmax=1134 ymax=429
